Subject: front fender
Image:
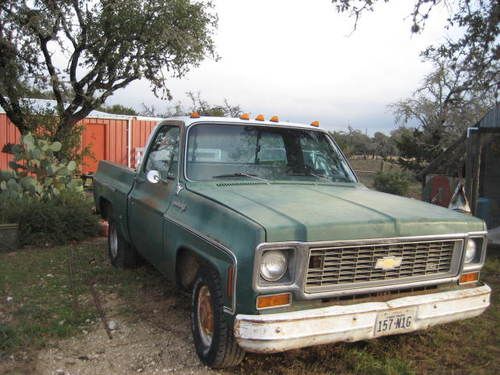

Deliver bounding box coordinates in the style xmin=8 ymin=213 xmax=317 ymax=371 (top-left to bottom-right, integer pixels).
xmin=163 ymin=189 xmax=266 ymax=315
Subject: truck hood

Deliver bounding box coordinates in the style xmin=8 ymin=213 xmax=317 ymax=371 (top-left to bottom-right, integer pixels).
xmin=187 ymin=182 xmax=484 ymax=242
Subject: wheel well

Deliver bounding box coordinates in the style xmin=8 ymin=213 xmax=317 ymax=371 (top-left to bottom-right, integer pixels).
xmin=99 ymin=198 xmax=112 ymax=220
xmin=175 ymin=247 xmax=203 ymax=291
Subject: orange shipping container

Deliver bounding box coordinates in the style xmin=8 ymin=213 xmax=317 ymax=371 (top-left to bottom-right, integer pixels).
xmin=0 ymin=102 xmax=162 ymax=174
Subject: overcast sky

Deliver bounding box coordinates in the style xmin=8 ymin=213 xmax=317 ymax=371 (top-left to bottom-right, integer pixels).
xmin=108 ymin=0 xmax=451 ymax=135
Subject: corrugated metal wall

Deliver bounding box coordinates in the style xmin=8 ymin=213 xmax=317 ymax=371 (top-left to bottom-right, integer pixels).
xmin=0 ymin=114 xmax=21 ymax=171
xmin=131 ymin=119 xmax=157 ymax=167
xmin=80 ymin=117 xmax=129 ymax=174
xmin=0 ymin=113 xmax=160 ymax=173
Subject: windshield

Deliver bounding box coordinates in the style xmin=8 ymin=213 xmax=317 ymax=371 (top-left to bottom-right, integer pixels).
xmin=186 ymin=124 xmax=357 ymax=183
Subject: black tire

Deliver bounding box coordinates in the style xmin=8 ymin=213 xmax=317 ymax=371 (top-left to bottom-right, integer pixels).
xmin=107 ymin=215 xmax=139 ymax=268
xmin=191 ymin=267 xmax=245 ymax=368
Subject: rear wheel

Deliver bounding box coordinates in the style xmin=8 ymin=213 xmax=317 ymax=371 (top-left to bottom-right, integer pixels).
xmin=191 ymin=268 xmax=245 ymax=368
xmin=107 ymin=215 xmax=139 ymax=268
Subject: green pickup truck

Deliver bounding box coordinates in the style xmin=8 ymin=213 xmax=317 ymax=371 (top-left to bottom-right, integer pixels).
xmin=94 ymin=115 xmax=491 ymax=368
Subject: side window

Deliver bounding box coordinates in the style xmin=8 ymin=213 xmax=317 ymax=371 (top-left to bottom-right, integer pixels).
xmin=144 ymin=126 xmax=180 ymax=179
xmin=300 ymin=133 xmax=347 ymax=178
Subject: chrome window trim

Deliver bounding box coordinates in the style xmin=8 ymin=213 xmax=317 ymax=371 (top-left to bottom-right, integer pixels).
xmin=140 ymin=122 xmax=183 ymax=178
xmin=183 ymin=121 xmax=358 ymax=183
xmin=253 ymin=232 xmax=487 ymax=299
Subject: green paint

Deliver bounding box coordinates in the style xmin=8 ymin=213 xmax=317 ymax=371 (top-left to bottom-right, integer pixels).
xmin=94 ymin=119 xmax=486 ymax=317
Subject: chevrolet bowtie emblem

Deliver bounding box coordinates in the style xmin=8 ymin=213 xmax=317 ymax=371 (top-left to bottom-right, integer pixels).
xmin=375 ymin=256 xmax=403 ymax=271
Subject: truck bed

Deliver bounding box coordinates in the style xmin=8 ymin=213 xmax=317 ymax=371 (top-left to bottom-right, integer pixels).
xmin=93 ymin=161 xmax=136 ymax=241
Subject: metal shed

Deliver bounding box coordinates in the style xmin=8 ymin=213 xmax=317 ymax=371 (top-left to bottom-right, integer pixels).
xmin=465 ymin=103 xmax=500 ymax=229
xmin=422 ymin=103 xmax=500 ymax=242
xmin=0 ymin=99 xmax=162 ymax=174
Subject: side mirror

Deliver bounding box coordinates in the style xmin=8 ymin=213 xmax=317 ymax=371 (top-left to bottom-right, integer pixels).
xmin=449 ymin=182 xmax=471 ymax=214
xmin=146 ymin=170 xmax=161 ymax=184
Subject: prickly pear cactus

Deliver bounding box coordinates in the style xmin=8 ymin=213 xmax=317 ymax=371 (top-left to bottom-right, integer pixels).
xmin=0 ymin=133 xmax=82 ymax=199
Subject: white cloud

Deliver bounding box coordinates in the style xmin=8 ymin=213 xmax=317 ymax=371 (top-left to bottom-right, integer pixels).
xmin=109 ymin=0 xmax=451 ymax=134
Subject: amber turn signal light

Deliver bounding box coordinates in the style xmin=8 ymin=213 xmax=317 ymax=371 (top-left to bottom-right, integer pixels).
xmin=270 ymin=115 xmax=279 ymax=122
xmin=240 ymin=113 xmax=250 ymax=120
xmin=459 ymin=272 xmax=479 ymax=284
xmin=256 ymin=293 xmax=291 ymax=309
xmin=310 ymin=121 xmax=320 ymax=127
xmin=255 ymin=114 xmax=265 ymax=121
xmin=190 ymin=112 xmax=200 ymax=118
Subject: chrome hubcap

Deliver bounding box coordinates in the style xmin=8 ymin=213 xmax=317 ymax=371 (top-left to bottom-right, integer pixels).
xmin=109 ymin=223 xmax=118 ymax=259
xmin=197 ymin=285 xmax=214 ymax=347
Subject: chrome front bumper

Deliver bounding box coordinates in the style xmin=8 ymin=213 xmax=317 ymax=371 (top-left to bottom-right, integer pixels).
xmin=234 ymin=284 xmax=491 ymax=353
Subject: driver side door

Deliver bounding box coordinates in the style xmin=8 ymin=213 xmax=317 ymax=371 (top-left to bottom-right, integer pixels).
xmin=128 ymin=125 xmax=180 ymax=264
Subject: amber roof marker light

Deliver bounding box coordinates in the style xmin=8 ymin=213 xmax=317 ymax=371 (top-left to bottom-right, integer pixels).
xmin=190 ymin=112 xmax=201 ymax=119
xmin=255 ymin=114 xmax=265 ymax=121
xmin=239 ymin=113 xmax=250 ymax=120
xmin=310 ymin=121 xmax=320 ymax=127
xmin=270 ymin=115 xmax=279 ymax=123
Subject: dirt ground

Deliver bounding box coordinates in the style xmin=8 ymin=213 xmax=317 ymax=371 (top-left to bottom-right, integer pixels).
xmin=0 ymin=291 xmax=215 ymax=375
xmin=33 ymin=291 xmax=219 ymax=375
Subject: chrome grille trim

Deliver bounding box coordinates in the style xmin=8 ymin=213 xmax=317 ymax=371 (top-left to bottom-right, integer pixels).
xmin=252 ymin=233 xmax=487 ymax=299
xmin=305 ymin=239 xmax=463 ymax=294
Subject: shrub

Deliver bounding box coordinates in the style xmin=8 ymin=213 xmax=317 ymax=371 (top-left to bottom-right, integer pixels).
xmin=0 ymin=191 xmax=100 ymax=246
xmin=0 ymin=196 xmax=18 ymax=224
xmin=373 ymin=170 xmax=411 ymax=196
xmin=0 ymin=133 xmax=82 ymax=199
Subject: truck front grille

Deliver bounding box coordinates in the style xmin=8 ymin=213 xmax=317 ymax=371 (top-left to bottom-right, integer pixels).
xmin=305 ymin=239 xmax=461 ymax=294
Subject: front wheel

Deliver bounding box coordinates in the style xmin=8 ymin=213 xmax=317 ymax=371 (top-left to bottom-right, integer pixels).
xmin=191 ymin=268 xmax=245 ymax=368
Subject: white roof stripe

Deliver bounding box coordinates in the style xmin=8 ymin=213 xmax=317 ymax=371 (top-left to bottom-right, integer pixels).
xmin=163 ymin=115 xmax=320 ymax=130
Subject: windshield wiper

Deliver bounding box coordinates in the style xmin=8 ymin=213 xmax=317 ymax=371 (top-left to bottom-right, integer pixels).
xmin=212 ymin=172 xmax=269 ymax=184
xmin=288 ymin=170 xmax=341 ymax=183
xmin=306 ymin=171 xmax=336 ymax=183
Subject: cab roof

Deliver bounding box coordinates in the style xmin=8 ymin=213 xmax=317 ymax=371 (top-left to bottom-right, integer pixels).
xmin=161 ymin=115 xmax=323 ymax=131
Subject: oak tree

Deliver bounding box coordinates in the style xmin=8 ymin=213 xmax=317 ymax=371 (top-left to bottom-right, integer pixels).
xmin=0 ymin=0 xmax=217 ymax=158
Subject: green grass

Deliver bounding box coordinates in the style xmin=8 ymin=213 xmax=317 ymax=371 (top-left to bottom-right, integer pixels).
xmin=1 ymin=243 xmax=92 ymax=353
xmin=1 ymin=240 xmax=499 ymax=374
xmin=0 ymin=239 xmax=158 ymax=356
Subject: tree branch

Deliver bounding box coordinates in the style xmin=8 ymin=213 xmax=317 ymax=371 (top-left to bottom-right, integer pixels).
xmin=38 ymin=35 xmax=64 ymax=115
xmin=0 ymin=96 xmax=27 ymax=133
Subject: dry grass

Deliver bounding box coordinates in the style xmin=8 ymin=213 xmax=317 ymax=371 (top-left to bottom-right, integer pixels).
xmin=349 ymin=158 xmax=422 ymax=199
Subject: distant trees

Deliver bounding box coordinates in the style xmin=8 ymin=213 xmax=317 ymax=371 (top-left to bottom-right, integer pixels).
xmin=331 ymin=127 xmax=397 ymax=158
xmin=140 ymin=91 xmax=243 ymax=118
xmin=186 ymin=91 xmax=243 ymax=117
xmin=331 ymin=127 xmax=370 ymax=157
xmin=389 ymin=55 xmax=495 ymax=174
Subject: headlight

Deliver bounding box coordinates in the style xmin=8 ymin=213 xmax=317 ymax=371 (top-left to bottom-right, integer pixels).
xmin=464 ymin=239 xmax=477 ymax=263
xmin=260 ymin=251 xmax=288 ymax=282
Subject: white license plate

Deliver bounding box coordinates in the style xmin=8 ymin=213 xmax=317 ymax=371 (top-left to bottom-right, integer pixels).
xmin=374 ymin=307 xmax=417 ymax=337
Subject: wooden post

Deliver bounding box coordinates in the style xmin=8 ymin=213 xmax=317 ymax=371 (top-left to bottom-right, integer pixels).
xmin=465 ymin=128 xmax=476 ymax=205
xmin=471 ymin=133 xmax=482 ymax=215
